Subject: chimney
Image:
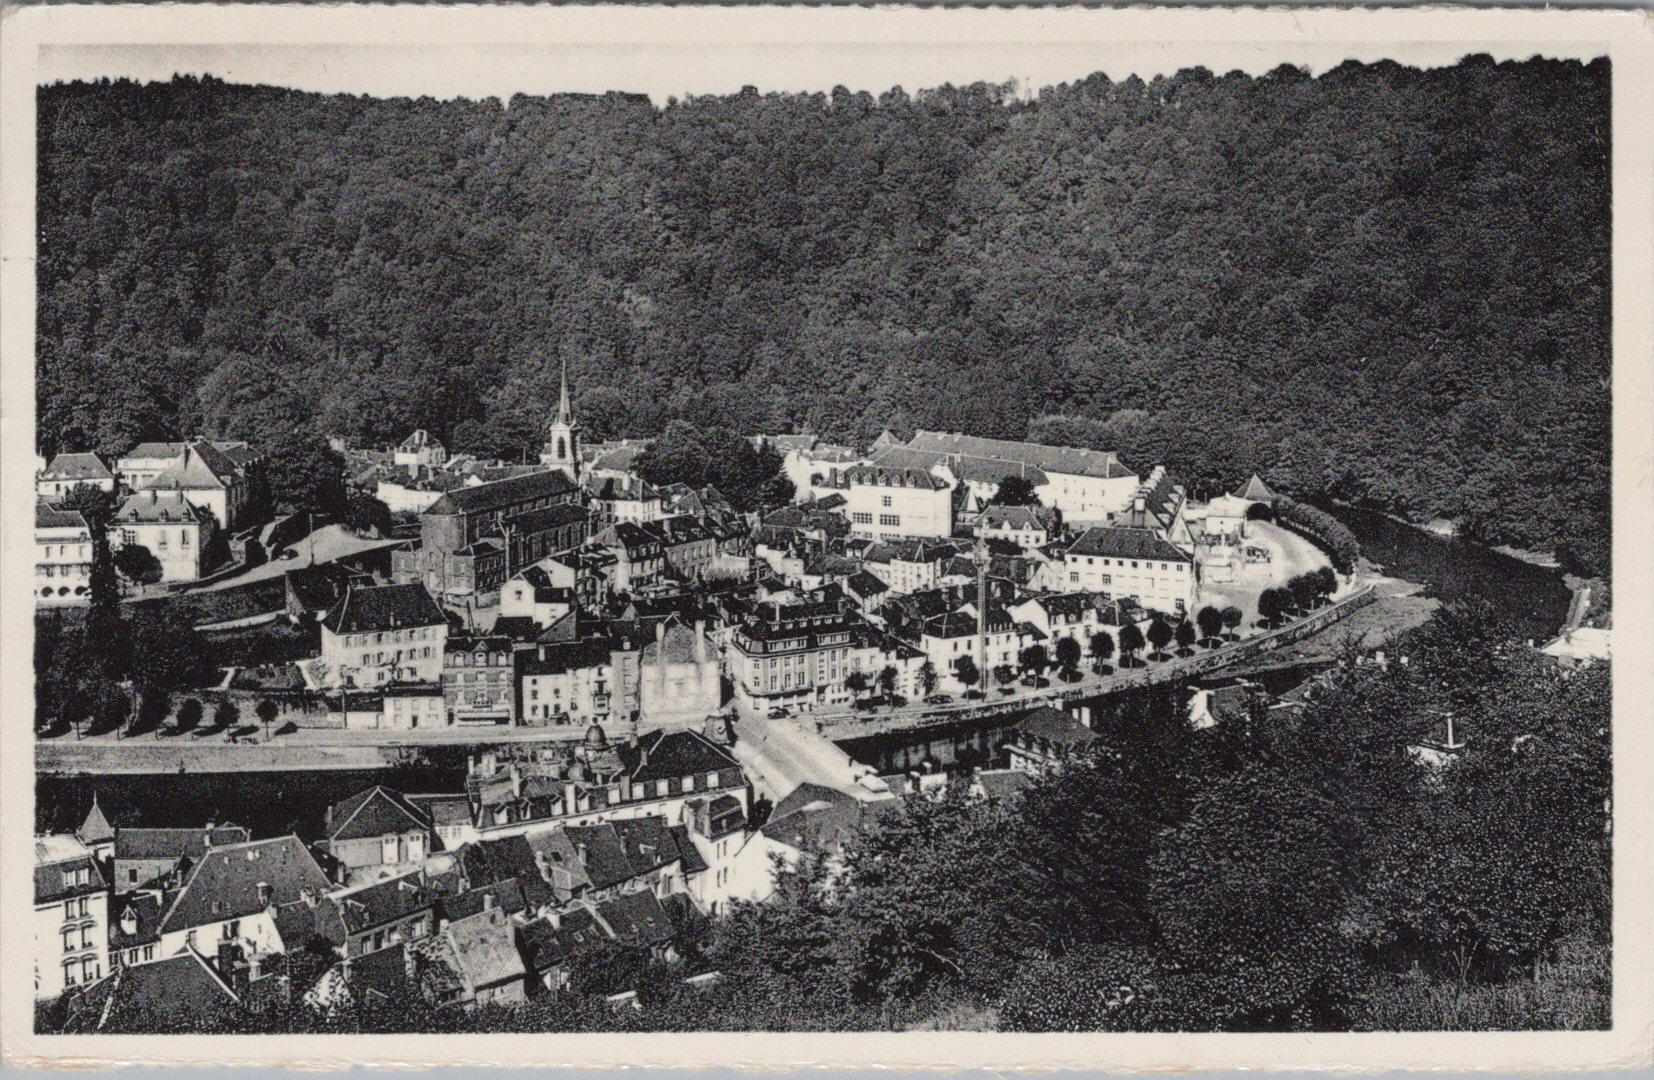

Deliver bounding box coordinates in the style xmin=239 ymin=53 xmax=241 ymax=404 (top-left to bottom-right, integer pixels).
xmin=482 ymin=890 xmax=496 ymax=912
xmin=575 ymin=841 xmax=588 ymax=866
xmin=539 ymin=644 xmax=547 ymax=661
xmin=693 ymin=620 xmax=707 ymax=664
xmin=1134 ymin=494 xmax=1146 ymax=515
xmin=300 ymin=886 xmax=318 ymax=909
xmin=510 ymin=763 xmax=522 ymax=798
xmin=256 ymin=881 xmax=272 ymax=907
xmin=203 ymin=823 xmax=215 ymax=849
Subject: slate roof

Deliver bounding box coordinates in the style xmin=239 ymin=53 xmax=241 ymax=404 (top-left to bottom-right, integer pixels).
xmin=322 ymin=583 xmax=447 ymax=635
xmin=35 ymin=836 xmax=105 ymax=904
xmin=760 ymin=783 xmax=871 ymax=855
xmin=844 ymin=571 xmax=889 ymax=600
xmin=110 ymin=892 xmax=165 ymax=949
xmin=1066 ymin=527 xmax=1190 ymax=563
xmin=426 ymin=469 xmax=578 ymax=517
xmin=556 ymin=905 xmax=614 ymax=957
xmin=79 ymin=949 xmax=239 ymax=1030
xmin=349 ymin=942 xmax=415 ymax=1003
xmin=36 ymin=503 xmax=90 ymax=531
xmin=842 ymin=464 xmax=950 ymax=491
xmin=159 ymin=835 xmax=332 ymax=936
xmin=113 ymin=490 xmax=214 ymax=526
xmin=147 ymin=441 xmax=239 ymax=491
xmin=333 ymin=871 xmax=442 ymax=934
xmin=905 ymin=430 xmax=1134 ymax=480
xmin=515 ymin=639 xmax=614 ymax=678
xmin=559 ymin=824 xmax=634 ymax=891
xmin=596 ymin=890 xmax=675 ymax=948
xmin=979 ymin=504 xmax=1055 ymax=530
xmin=972 ymin=769 xmax=1035 ymax=801
xmin=669 ymin=825 xmax=711 ymax=874
xmin=627 ymin=729 xmax=740 ymax=785
xmin=79 ymin=796 xmax=115 ymax=846
xmin=273 ymin=897 xmax=348 ymax=951
xmin=610 ymin=816 xmax=693 ymax=879
xmin=516 ymin=917 xmax=564 ymax=974
xmin=113 ymin=826 xmax=251 ymax=862
xmin=1233 ymin=473 xmax=1278 ymax=502
xmin=1014 ymin=706 xmax=1099 ymax=750
xmin=407 ymin=794 xmax=473 ymax=830
xmin=445 ymin=908 xmax=526 ymax=989
xmin=41 ymin=452 xmax=114 ymax=483
xmin=442 ymin=880 xmax=528 ymax=922
xmin=455 ymin=835 xmax=555 ymax=912
xmin=326 ymin=786 xmax=431 ymax=843
xmin=502 ymin=502 xmax=590 ymax=536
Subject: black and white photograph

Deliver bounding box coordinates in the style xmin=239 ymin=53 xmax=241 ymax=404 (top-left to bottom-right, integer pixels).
xmin=3 ymin=5 xmax=1649 ymax=1069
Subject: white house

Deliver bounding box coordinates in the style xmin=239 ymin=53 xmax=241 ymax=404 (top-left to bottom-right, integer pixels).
xmin=975 ymin=504 xmax=1058 ymax=549
xmin=394 ymin=430 xmax=448 ymax=470
xmin=35 ymin=504 xmax=95 ymax=606
xmin=34 ymin=835 xmax=109 ymax=1000
xmin=153 ymin=835 xmax=333 ymax=968
xmin=110 ymin=490 xmax=216 ymax=583
xmin=1063 ymin=527 xmax=1197 ymax=618
xmin=320 ymin=583 xmax=449 ymax=688
xmin=842 ymin=465 xmax=953 ymax=541
xmin=885 ymin=431 xmax=1140 ymax=525
xmin=37 ymin=452 xmax=116 ymax=502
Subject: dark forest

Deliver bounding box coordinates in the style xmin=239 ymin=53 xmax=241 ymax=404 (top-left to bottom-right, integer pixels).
xmin=37 ymin=56 xmax=1610 ymax=569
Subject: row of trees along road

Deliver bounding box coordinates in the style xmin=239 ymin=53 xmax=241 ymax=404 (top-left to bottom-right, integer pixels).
xmin=37 ymin=56 xmax=1609 ymax=573
xmin=62 ymin=604 xmax=1608 ymax=1034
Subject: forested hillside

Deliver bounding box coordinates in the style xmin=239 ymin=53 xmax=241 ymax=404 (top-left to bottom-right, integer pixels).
xmin=37 ymin=57 xmax=1610 ymax=569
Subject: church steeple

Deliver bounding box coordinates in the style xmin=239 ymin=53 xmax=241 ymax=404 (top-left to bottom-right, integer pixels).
xmin=541 ymin=358 xmax=581 ymax=482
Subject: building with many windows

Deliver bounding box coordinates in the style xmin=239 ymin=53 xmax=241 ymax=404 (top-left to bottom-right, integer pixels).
xmin=34 ymin=834 xmax=109 ymax=1001
xmin=842 ymin=465 xmax=953 ymax=541
xmin=36 ymin=504 xmax=95 ymax=606
xmin=320 ymin=583 xmax=449 ymax=688
xmin=1063 ymin=526 xmax=1197 ymax=618
xmin=110 ymin=490 xmax=217 ymax=584
xmin=726 ymin=601 xmax=879 ymax=715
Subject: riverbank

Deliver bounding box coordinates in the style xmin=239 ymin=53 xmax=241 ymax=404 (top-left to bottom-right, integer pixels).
xmin=1214 ymin=576 xmax=1437 ymax=677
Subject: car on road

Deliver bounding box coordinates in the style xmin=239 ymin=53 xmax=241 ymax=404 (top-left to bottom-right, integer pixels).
xmin=923 ymin=694 xmax=953 ymax=705
xmin=766 ymin=707 xmax=790 ymax=720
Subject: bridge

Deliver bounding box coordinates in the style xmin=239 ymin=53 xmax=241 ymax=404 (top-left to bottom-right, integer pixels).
xmin=810 ymin=583 xmax=1378 ymax=741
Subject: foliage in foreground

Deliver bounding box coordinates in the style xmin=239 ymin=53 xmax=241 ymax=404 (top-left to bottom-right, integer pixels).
xmin=50 ymin=606 xmax=1610 ymax=1034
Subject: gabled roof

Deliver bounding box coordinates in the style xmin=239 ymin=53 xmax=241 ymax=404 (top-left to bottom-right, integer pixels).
xmin=159 ymin=835 xmax=332 ymax=936
xmin=844 ymin=571 xmax=889 ymax=599
xmin=628 ymin=729 xmax=741 ymax=784
xmin=147 ymin=441 xmax=239 ymax=491
xmin=322 ymin=583 xmax=446 ymax=635
xmin=455 ymin=834 xmax=555 ymax=912
xmin=426 ymin=469 xmax=578 ymax=517
xmin=1015 ymin=706 xmax=1099 ymax=750
xmin=80 ymin=948 xmax=239 ymax=1030
xmin=516 ymin=917 xmax=564 ymax=974
xmin=761 ymin=783 xmax=871 ymax=855
xmin=110 ymin=891 xmax=165 ymax=948
xmin=333 ymin=871 xmax=441 ymax=933
xmin=843 ymin=464 xmax=951 ymax=491
xmin=1067 ymin=527 xmax=1190 ymax=563
xmin=37 ymin=504 xmax=90 ymax=531
xmin=445 ymin=908 xmax=526 ymax=989
xmin=595 ymin=890 xmax=674 ymax=948
xmin=326 ymin=786 xmax=431 ymax=843
xmin=41 ymin=452 xmax=114 ymax=482
xmin=115 ymin=826 xmax=252 ymax=862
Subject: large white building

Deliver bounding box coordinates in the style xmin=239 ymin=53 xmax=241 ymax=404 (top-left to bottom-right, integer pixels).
xmin=319 ymin=583 xmax=449 ymax=688
xmin=34 ymin=835 xmax=109 ymax=1001
xmin=35 ymin=504 xmax=95 ymax=607
xmin=876 ymin=430 xmax=1140 ymax=526
xmin=110 ymin=490 xmax=217 ymax=583
xmin=842 ymin=464 xmax=953 ymax=541
xmin=1063 ymin=527 xmax=1198 ymax=618
xmin=37 ymin=452 xmax=116 ymax=503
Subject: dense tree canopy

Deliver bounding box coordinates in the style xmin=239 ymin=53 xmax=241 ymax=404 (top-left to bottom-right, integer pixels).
xmin=37 ymin=57 xmax=1610 ymax=571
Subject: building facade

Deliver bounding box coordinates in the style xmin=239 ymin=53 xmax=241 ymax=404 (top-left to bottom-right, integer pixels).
xmin=320 ymin=583 xmax=450 ymax=688
xmin=34 ymin=835 xmax=109 ymax=1001
xmin=842 ymin=465 xmax=953 ymax=541
xmin=36 ymin=504 xmax=94 ymax=607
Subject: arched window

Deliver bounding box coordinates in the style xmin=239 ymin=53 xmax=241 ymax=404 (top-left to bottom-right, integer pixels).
xmin=556 ymin=437 xmax=568 ymax=459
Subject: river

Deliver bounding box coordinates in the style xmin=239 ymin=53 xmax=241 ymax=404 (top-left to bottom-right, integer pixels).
xmin=1324 ymin=504 xmax=1573 ymax=643
xmin=36 ymin=507 xmax=1576 ymax=832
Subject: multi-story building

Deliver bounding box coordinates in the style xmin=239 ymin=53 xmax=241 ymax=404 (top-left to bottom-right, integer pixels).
xmin=138 ymin=440 xmax=252 ymax=531
xmin=651 ymin=516 xmax=719 ymax=580
xmin=321 ymin=787 xmax=434 ymax=883
xmin=34 ymin=835 xmax=109 ymax=1001
xmin=35 ymin=504 xmax=94 ymax=607
xmin=975 ymin=504 xmax=1060 ymax=549
xmin=154 ymin=835 xmax=333 ymax=967
xmin=727 ymin=600 xmax=880 ymax=715
xmin=442 ymin=636 xmax=516 ymax=726
xmin=917 ymin=603 xmax=1034 ymax=693
xmin=110 ymin=490 xmax=217 ymax=583
xmin=116 ymin=439 xmax=251 ymax=493
xmin=1063 ymin=527 xmax=1197 ymax=618
xmin=392 ymin=469 xmax=585 ymax=603
xmin=394 ymin=429 xmax=448 ymax=471
xmin=37 ymin=452 xmax=116 ymax=503
xmin=842 ymin=464 xmax=953 ymax=541
xmin=1008 ymin=592 xmax=1112 ymax=656
xmin=861 ymin=539 xmax=965 ymax=595
xmin=640 ymin=621 xmax=721 ymax=728
xmin=515 ymin=639 xmax=641 ymax=731
xmin=878 ymin=431 xmax=1140 ymax=526
xmin=588 ymin=477 xmax=666 ymax=526
xmin=320 ymin=583 xmax=449 ymax=688
xmin=589 ymin=522 xmax=666 ymax=594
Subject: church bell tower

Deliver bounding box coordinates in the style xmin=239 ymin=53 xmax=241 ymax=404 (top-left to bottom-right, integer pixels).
xmin=541 ymin=359 xmax=581 ymax=482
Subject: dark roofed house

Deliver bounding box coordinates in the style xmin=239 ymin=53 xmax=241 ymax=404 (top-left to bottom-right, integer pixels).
xmin=594 ymin=890 xmax=676 ymax=954
xmin=157 ymin=835 xmax=333 ymax=949
xmin=38 ymin=451 xmax=116 ymax=500
xmin=69 ymin=949 xmax=239 ymax=1032
xmin=331 ymin=870 xmax=444 ymax=957
xmin=322 ymin=786 xmax=433 ymax=881
xmin=319 ymin=582 xmax=449 ymax=690
xmin=109 ymin=891 xmax=165 ymax=970
xmin=1005 ymin=706 xmax=1098 ymax=772
xmin=113 ymin=825 xmax=252 ymax=893
xmin=416 ymin=906 xmax=527 ymax=1010
xmin=1067 ymin=526 xmax=1190 ymax=564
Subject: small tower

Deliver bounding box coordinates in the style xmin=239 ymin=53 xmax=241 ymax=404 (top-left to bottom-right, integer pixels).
xmin=540 ymin=359 xmax=581 ymax=482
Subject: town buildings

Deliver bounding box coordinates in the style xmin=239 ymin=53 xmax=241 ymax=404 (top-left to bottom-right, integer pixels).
xmin=110 ymin=490 xmax=217 ymax=583
xmin=875 ymin=430 xmax=1140 ymax=524
xmin=442 ymin=636 xmax=517 ymax=726
xmin=35 ymin=835 xmax=110 ymax=1000
xmin=1063 ymin=526 xmax=1198 ymax=618
xmin=35 ymin=504 xmax=95 ymax=606
xmin=37 ymin=452 xmax=116 ymax=502
xmin=321 ymin=787 xmax=433 ymax=884
xmin=319 ymin=582 xmax=450 ymax=688
xmin=842 ymin=464 xmax=954 ymax=541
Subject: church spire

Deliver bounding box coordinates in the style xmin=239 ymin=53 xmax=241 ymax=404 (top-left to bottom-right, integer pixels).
xmin=557 ymin=358 xmax=574 ymax=425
